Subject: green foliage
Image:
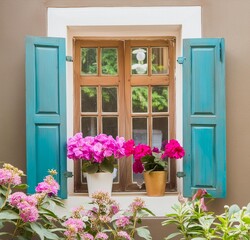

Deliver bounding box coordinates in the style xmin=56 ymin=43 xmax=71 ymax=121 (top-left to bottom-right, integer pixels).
xmin=141 ymin=153 xmax=167 ymax=172
xmin=162 ymin=197 xmax=250 ymax=239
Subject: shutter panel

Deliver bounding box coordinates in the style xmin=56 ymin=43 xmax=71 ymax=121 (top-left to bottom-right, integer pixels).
xmin=182 ymin=38 xmax=226 ymax=198
xmin=26 ymin=36 xmax=67 ymax=198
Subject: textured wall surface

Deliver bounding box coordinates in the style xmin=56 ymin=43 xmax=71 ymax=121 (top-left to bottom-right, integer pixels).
xmin=0 ymin=0 xmax=250 ymax=238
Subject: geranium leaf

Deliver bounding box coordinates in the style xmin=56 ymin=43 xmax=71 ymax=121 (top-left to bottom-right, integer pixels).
xmin=86 ymin=164 xmax=99 ymax=174
xmin=100 ymin=158 xmax=114 ymax=173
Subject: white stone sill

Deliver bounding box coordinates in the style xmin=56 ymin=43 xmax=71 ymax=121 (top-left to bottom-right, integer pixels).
xmin=60 ymin=192 xmax=178 ymax=217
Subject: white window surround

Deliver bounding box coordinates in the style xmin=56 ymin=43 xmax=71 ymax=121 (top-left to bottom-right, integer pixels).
xmin=48 ymin=7 xmax=201 ymax=217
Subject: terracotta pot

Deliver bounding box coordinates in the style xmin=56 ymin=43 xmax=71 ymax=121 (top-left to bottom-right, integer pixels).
xmin=143 ymin=171 xmax=167 ymax=196
xmin=86 ymin=172 xmax=113 ymax=197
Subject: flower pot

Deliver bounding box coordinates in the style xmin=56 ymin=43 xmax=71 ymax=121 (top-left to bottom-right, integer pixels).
xmin=86 ymin=172 xmax=113 ymax=197
xmin=143 ymin=171 xmax=167 ymax=196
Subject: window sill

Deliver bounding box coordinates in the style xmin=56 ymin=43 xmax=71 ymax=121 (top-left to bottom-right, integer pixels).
xmin=60 ymin=192 xmax=179 ymax=217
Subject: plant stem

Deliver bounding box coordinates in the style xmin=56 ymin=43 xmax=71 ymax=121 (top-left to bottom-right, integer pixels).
xmin=12 ymin=219 xmax=21 ymax=239
xmin=0 ymin=183 xmax=11 ymax=211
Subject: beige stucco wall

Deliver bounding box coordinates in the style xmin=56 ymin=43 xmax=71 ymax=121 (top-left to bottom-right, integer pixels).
xmin=1 ymin=0 xmax=250 ymax=238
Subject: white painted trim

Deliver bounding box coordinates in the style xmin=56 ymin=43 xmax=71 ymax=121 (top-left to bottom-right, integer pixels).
xmin=48 ymin=7 xmax=201 ymax=216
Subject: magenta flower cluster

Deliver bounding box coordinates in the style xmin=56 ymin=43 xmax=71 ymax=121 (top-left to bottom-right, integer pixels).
xmin=124 ymin=139 xmax=185 ymax=173
xmin=35 ymin=175 xmax=60 ymax=196
xmin=67 ymin=133 xmax=126 ymax=163
xmin=9 ymin=192 xmax=39 ymax=222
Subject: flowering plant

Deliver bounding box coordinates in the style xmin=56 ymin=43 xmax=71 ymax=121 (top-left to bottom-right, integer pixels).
xmin=63 ymin=191 xmax=154 ymax=240
xmin=124 ymin=139 xmax=185 ymax=173
xmin=0 ymin=163 xmax=64 ymax=239
xmin=67 ymin=133 xmax=126 ymax=174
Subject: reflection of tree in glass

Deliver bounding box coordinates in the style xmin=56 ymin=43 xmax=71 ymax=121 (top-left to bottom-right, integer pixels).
xmin=102 ymin=49 xmax=117 ymax=75
xmin=81 ymin=87 xmax=97 ymax=112
xmin=152 ymin=87 xmax=168 ymax=112
xmin=132 ymin=87 xmax=148 ymax=112
xmin=81 ymin=48 xmax=97 ymax=74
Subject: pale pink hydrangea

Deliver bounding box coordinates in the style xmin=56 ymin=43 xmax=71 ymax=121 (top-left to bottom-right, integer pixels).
xmin=95 ymin=232 xmax=109 ymax=239
xmin=117 ymin=231 xmax=131 ymax=240
xmin=9 ymin=192 xmax=39 ymax=222
xmin=116 ymin=216 xmax=130 ymax=228
xmin=35 ymin=175 xmax=59 ymax=196
xmin=0 ymin=164 xmax=24 ymax=185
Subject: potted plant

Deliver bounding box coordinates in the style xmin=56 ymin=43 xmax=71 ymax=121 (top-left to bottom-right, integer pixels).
xmin=67 ymin=133 xmax=126 ymax=196
xmin=124 ymin=139 xmax=185 ymax=196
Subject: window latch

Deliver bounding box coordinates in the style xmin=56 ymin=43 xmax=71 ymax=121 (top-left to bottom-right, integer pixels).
xmin=66 ymin=56 xmax=73 ymax=62
xmin=176 ymin=171 xmax=186 ymax=178
xmin=64 ymin=171 xmax=73 ymax=178
xmin=177 ymin=57 xmax=186 ymax=64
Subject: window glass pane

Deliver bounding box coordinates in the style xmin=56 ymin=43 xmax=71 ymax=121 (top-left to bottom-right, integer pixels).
xmin=101 ymin=48 xmax=118 ymax=75
xmin=131 ymin=47 xmax=148 ymax=75
xmin=132 ymin=118 xmax=147 ymax=184
xmin=152 ymin=86 xmax=168 ymax=112
xmin=151 ymin=47 xmax=169 ymax=75
xmin=102 ymin=117 xmax=118 ymax=138
xmin=81 ymin=48 xmax=98 ymax=75
xmin=81 ymin=117 xmax=97 ymax=137
xmin=102 ymin=87 xmax=117 ymax=112
xmin=132 ymin=86 xmax=148 ymax=113
xmin=81 ymin=87 xmax=97 ymax=112
xmin=152 ymin=117 xmax=169 ymax=149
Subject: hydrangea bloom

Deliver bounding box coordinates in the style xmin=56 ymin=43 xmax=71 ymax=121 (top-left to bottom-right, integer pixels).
xmin=0 ymin=164 xmax=24 ymax=185
xmin=95 ymin=232 xmax=109 ymax=239
xmin=117 ymin=231 xmax=131 ymax=240
xmin=35 ymin=175 xmax=60 ymax=196
xmin=19 ymin=204 xmax=39 ymax=222
xmin=67 ymin=133 xmax=126 ymax=164
xmin=129 ymin=197 xmax=145 ymax=212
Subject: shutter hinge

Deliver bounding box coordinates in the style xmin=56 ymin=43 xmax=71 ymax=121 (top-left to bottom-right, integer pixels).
xmin=176 ymin=171 xmax=186 ymax=178
xmin=64 ymin=171 xmax=73 ymax=178
xmin=177 ymin=57 xmax=186 ymax=64
xmin=66 ymin=56 xmax=73 ymax=62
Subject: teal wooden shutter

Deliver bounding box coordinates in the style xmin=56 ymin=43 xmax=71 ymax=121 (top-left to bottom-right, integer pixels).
xmin=181 ymin=38 xmax=226 ymax=198
xmin=26 ymin=36 xmax=67 ymax=198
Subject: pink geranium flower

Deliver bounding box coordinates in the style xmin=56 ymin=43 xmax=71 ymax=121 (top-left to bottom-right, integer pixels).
xmin=162 ymin=139 xmax=185 ymax=159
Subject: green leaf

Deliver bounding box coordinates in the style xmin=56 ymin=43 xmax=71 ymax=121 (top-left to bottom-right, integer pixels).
xmin=30 ymin=222 xmax=59 ymax=240
xmin=13 ymin=184 xmax=29 ymax=190
xmin=86 ymin=163 xmax=99 ymax=174
xmin=136 ymin=226 xmax=152 ymax=240
xmin=229 ymin=204 xmax=241 ymax=217
xmin=141 ymin=207 xmax=155 ymax=216
xmin=100 ymin=158 xmax=114 ymax=173
xmin=242 ymin=215 xmax=250 ymax=224
xmin=0 ymin=210 xmax=20 ymax=220
xmin=164 ymin=232 xmax=182 ymax=240
xmin=141 ymin=155 xmax=155 ymax=164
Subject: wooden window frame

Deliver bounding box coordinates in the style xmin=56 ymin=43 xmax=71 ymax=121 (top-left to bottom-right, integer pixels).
xmin=73 ymin=37 xmax=176 ymax=193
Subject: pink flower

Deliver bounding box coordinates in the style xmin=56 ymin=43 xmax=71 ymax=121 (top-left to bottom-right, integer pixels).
xmin=64 ymin=218 xmax=85 ymax=238
xmin=0 ymin=164 xmax=24 ymax=186
xmin=111 ymin=203 xmax=120 ymax=215
xmin=96 ymin=232 xmax=109 ymax=239
xmin=129 ymin=197 xmax=145 ymax=212
xmin=124 ymin=139 xmax=135 ymax=156
xmin=132 ymin=159 xmax=144 ymax=174
xmin=162 ymin=139 xmax=185 ymax=159
xmin=116 ymin=216 xmax=130 ymax=228
xmin=81 ymin=233 xmax=94 ymax=240
xmin=133 ymin=144 xmax=152 ymax=160
xmin=19 ymin=205 xmax=39 ymax=222
xmin=192 ymin=189 xmax=208 ymax=200
xmin=117 ymin=231 xmax=131 ymax=240
xmin=35 ymin=175 xmax=60 ymax=196
xmin=9 ymin=192 xmax=26 ymax=207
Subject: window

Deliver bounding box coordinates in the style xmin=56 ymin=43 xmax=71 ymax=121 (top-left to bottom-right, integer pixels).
xmin=73 ymin=38 xmax=176 ymax=193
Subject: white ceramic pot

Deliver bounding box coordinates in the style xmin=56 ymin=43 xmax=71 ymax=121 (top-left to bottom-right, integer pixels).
xmin=86 ymin=172 xmax=113 ymax=197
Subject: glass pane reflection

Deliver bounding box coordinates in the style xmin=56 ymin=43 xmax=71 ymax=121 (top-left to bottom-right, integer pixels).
xmin=152 ymin=86 xmax=168 ymax=112
xmin=102 ymin=117 xmax=118 ymax=138
xmin=81 ymin=48 xmax=98 ymax=75
xmin=81 ymin=87 xmax=97 ymax=112
xmin=81 ymin=117 xmax=97 ymax=137
xmin=131 ymin=47 xmax=148 ymax=75
xmin=101 ymin=48 xmax=118 ymax=75
xmin=102 ymin=87 xmax=117 ymax=112
xmin=151 ymin=47 xmax=169 ymax=75
xmin=132 ymin=86 xmax=148 ymax=113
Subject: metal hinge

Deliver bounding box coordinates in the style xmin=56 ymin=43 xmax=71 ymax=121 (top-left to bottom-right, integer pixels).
xmin=176 ymin=171 xmax=186 ymax=178
xmin=177 ymin=57 xmax=186 ymax=64
xmin=64 ymin=171 xmax=73 ymax=178
xmin=66 ymin=56 xmax=73 ymax=62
